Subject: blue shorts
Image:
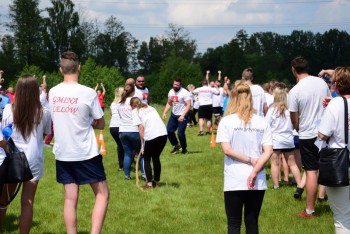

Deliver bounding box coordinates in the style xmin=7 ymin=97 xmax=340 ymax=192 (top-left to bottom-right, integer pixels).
xmin=56 ymin=155 xmax=106 ymax=185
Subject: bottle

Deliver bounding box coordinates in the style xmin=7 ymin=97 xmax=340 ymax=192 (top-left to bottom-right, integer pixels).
xmin=2 ymin=123 xmax=13 ymax=141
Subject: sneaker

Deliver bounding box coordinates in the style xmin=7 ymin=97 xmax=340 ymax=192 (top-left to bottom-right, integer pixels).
xmin=294 ymin=187 xmax=304 ymax=199
xmin=296 ymin=210 xmax=314 ymax=218
xmin=198 ymin=131 xmax=204 ymax=136
xmin=318 ymin=195 xmax=328 ymax=203
xmin=141 ymin=183 xmax=154 ymax=191
xmin=170 ymin=145 xmax=182 ymax=154
xmin=205 ymin=131 xmax=211 ymax=135
xmin=124 ymin=176 xmax=131 ymax=180
xmin=152 ymin=180 xmax=161 ymax=187
xmin=182 ymin=149 xmax=189 ymax=155
xmin=273 ymin=186 xmax=280 ymax=190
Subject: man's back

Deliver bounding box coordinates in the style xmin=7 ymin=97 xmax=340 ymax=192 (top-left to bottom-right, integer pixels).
xmin=288 ymin=75 xmax=331 ymax=139
xmin=249 ymin=85 xmax=266 ymax=117
xmin=49 ymin=83 xmax=103 ymax=161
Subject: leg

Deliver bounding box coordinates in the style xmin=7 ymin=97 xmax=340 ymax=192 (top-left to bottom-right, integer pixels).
xmin=109 ymin=127 xmax=124 ymax=170
xmin=167 ymin=114 xmax=179 ymax=146
xmin=151 ymin=136 xmax=167 ymax=182
xmin=224 ymin=191 xmax=244 ymax=234
xmin=244 ymin=190 xmax=265 ymax=234
xmin=177 ymin=115 xmax=188 ymax=151
xmin=198 ymin=118 xmax=204 ymax=132
xmin=0 ymin=183 xmax=18 ymax=228
xmin=284 ymin=151 xmax=301 ymax=187
xmin=318 ymin=185 xmax=327 ymax=200
xmin=142 ymin=143 xmax=153 ymax=183
xmin=90 ymin=181 xmax=109 ymax=234
xmin=281 ymin=154 xmax=289 ymax=183
xmin=20 ymin=180 xmax=39 ymax=234
xmin=326 ymin=186 xmax=350 ymax=233
xmin=119 ymin=133 xmax=133 ymax=178
xmin=64 ymin=183 xmax=79 ymax=234
xmin=270 ymin=151 xmax=281 ymax=189
xmin=206 ymin=118 xmax=212 ymax=132
xmin=305 ymin=170 xmax=318 ymax=211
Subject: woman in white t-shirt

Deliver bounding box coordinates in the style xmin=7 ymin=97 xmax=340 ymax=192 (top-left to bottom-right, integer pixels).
xmin=118 ymin=84 xmax=141 ymax=180
xmin=318 ymin=67 xmax=350 ymax=234
xmin=0 ymin=75 xmax=51 ymax=233
xmin=109 ymin=87 xmax=124 ymax=171
xmin=216 ymin=82 xmax=273 ymax=234
xmin=265 ymin=85 xmax=301 ymax=190
xmin=130 ymin=97 xmax=167 ymax=190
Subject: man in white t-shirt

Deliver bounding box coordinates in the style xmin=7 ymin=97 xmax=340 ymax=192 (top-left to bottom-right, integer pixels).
xmin=193 ymin=80 xmax=219 ymax=135
xmin=288 ymin=56 xmax=331 ymax=218
xmin=135 ymin=76 xmax=149 ymax=104
xmin=242 ymin=68 xmax=267 ymax=116
xmin=49 ymin=52 xmax=109 ymax=233
xmin=162 ymin=78 xmax=191 ymax=154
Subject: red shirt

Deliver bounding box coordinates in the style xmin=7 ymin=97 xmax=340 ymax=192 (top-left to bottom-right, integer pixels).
xmin=6 ymin=92 xmax=15 ymax=103
xmin=98 ymin=93 xmax=105 ymax=107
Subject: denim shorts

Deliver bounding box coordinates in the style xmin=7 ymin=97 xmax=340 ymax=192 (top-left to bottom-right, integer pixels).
xmin=56 ymin=155 xmax=106 ymax=185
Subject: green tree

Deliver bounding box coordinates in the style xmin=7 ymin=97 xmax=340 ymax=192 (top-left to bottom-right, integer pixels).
xmin=0 ymin=35 xmax=21 ymax=86
xmin=8 ymin=0 xmax=45 ymax=66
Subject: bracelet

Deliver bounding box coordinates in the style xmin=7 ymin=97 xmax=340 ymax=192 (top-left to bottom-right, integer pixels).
xmin=247 ymin=156 xmax=252 ymax=165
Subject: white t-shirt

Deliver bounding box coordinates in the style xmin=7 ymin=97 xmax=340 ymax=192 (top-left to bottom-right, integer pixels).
xmin=168 ymin=88 xmax=191 ymax=116
xmin=135 ymin=86 xmax=149 ymax=104
xmin=132 ymin=106 xmax=167 ymax=141
xmin=40 ymin=90 xmax=49 ymax=109
xmin=118 ymin=97 xmax=139 ymax=132
xmin=216 ymin=114 xmax=272 ymax=191
xmin=288 ymin=76 xmax=331 ymax=139
xmin=109 ymin=102 xmax=121 ymax=128
xmin=250 ymin=85 xmax=266 ymax=117
xmin=212 ymin=87 xmax=225 ymax=107
xmin=2 ymin=105 xmax=51 ymax=180
xmin=265 ymin=107 xmax=295 ymax=149
xmin=319 ymin=97 xmax=350 ymax=148
xmin=264 ymin=92 xmax=274 ymax=108
xmin=193 ymin=86 xmax=219 ymax=106
xmin=49 ymin=83 xmax=103 ymax=161
xmin=0 ymin=123 xmax=6 ymax=166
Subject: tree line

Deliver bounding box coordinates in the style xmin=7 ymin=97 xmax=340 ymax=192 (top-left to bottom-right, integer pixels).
xmin=1 ymin=0 xmax=350 ymax=104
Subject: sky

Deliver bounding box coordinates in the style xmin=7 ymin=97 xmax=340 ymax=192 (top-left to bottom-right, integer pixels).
xmin=0 ymin=0 xmax=349 ymax=53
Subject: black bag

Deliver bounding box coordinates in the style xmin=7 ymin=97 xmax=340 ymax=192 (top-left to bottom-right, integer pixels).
xmin=318 ymin=96 xmax=350 ymax=187
xmin=0 ymin=138 xmax=33 ymax=208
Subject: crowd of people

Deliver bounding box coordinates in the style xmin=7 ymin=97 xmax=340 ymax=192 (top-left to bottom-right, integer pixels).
xmin=0 ymin=53 xmax=349 ymax=234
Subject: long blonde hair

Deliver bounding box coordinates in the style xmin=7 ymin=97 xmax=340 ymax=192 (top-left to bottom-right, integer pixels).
xmin=272 ymin=83 xmax=288 ymax=118
xmin=224 ymin=80 xmax=244 ymax=116
xmin=113 ymin=87 xmax=122 ymax=104
xmin=130 ymin=97 xmax=147 ymax=110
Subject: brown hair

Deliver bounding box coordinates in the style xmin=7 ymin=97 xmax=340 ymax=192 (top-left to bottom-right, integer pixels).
xmin=120 ymin=84 xmax=135 ymax=104
xmin=13 ymin=74 xmax=43 ymax=140
xmin=130 ymin=97 xmax=147 ymax=110
xmin=291 ymin=55 xmax=309 ymax=74
xmin=242 ymin=67 xmax=253 ymax=81
xmin=333 ymin=67 xmax=350 ymax=95
xmin=60 ymin=51 xmax=79 ymax=74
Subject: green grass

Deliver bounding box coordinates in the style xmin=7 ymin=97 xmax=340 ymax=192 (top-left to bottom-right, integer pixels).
xmin=1 ymin=105 xmax=334 ymax=233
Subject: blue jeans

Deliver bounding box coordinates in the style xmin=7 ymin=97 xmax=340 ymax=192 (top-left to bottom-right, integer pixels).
xmin=167 ymin=112 xmax=188 ymax=151
xmin=119 ymin=132 xmax=141 ymax=177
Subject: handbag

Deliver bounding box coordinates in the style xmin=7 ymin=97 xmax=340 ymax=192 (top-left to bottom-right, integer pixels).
xmin=0 ymin=137 xmax=33 ymax=208
xmin=318 ymin=96 xmax=350 ymax=187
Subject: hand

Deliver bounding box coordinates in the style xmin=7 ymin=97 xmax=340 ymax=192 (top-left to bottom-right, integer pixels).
xmin=42 ymin=75 xmax=46 ymax=80
xmin=318 ymin=69 xmax=334 ymax=78
xmin=218 ymin=70 xmax=221 ymax=74
xmin=322 ymin=97 xmax=332 ymax=108
xmin=247 ymin=171 xmax=257 ymax=189
xmin=0 ymin=70 xmax=4 ymax=75
xmin=0 ymin=78 xmax=4 ymax=83
xmin=162 ymin=113 xmax=167 ymax=120
xmin=178 ymin=115 xmax=184 ymax=122
xmin=101 ymin=82 xmax=104 ymax=86
xmin=206 ymin=70 xmax=210 ymax=74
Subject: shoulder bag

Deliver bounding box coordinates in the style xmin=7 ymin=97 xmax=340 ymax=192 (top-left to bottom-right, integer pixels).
xmin=318 ymin=96 xmax=350 ymax=187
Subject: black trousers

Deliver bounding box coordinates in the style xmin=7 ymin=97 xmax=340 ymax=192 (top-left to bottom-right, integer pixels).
xmin=143 ymin=135 xmax=167 ymax=182
xmin=224 ymin=190 xmax=265 ymax=234
xmin=109 ymin=127 xmax=124 ymax=170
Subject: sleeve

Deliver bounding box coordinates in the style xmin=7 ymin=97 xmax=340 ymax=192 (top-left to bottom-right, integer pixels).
xmin=318 ymin=100 xmax=336 ymax=137
xmin=91 ymin=94 xmax=104 ymax=119
xmin=288 ymin=91 xmax=298 ymax=112
xmin=184 ymin=90 xmax=191 ymax=101
xmin=265 ymin=108 xmax=273 ymax=126
xmin=261 ymin=122 xmax=273 ymax=146
xmin=216 ymin=118 xmax=230 ymax=143
xmin=1 ymin=104 xmax=12 ymax=129
xmin=132 ymin=109 xmax=142 ymax=126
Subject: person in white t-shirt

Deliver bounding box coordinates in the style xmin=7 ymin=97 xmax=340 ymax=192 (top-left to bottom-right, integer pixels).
xmin=288 ymin=55 xmax=331 ymax=218
xmin=212 ymin=71 xmax=226 ymax=129
xmin=118 ymin=84 xmax=142 ymax=180
xmin=216 ymin=82 xmax=273 ymax=234
xmin=241 ymin=67 xmax=267 ymax=117
xmin=49 ymin=52 xmax=108 ymax=234
xmin=135 ymin=76 xmax=149 ymax=104
xmin=162 ymin=78 xmax=191 ymax=154
xmin=262 ymin=82 xmax=274 ymax=109
xmin=131 ymin=97 xmax=167 ymax=190
xmin=265 ymin=84 xmax=301 ymax=190
xmin=318 ymin=67 xmax=350 ymax=233
xmin=109 ymin=87 xmax=124 ymax=171
xmin=192 ymin=80 xmax=219 ymax=136
xmin=0 ymin=75 xmax=51 ymax=233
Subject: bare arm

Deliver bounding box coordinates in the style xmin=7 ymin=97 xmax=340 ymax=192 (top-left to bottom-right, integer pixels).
xmin=318 ymin=132 xmax=329 ymax=141
xmin=101 ymin=83 xmax=106 ymax=95
xmin=94 ymin=83 xmax=98 ymax=91
xmin=206 ymin=70 xmax=210 ymax=81
xmin=178 ymin=99 xmax=191 ymax=122
xmin=263 ymin=102 xmax=268 ymax=116
xmin=162 ymin=101 xmax=172 ymax=120
xmin=217 ymin=70 xmax=221 ymax=80
xmin=290 ymin=112 xmax=299 ymax=132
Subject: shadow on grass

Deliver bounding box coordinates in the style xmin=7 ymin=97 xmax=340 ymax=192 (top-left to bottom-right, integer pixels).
xmin=315 ymin=202 xmax=333 ymax=217
xmin=159 ymin=182 xmax=180 ymax=188
xmin=1 ymin=214 xmax=18 ymax=233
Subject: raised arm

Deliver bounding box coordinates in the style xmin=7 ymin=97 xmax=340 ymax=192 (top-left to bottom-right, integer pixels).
xmin=206 ymin=70 xmax=210 ymax=81
xmin=217 ymin=70 xmax=221 ymax=80
xmin=101 ymin=82 xmax=106 ymax=95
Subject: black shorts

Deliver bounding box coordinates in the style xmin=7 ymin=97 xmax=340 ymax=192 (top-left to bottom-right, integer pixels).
xmin=299 ymin=137 xmax=319 ymax=171
xmin=273 ymin=148 xmax=295 ymax=152
xmin=56 ymin=155 xmax=106 ymax=185
xmin=213 ymin=107 xmax=223 ymax=117
xmin=198 ymin=105 xmax=213 ymax=119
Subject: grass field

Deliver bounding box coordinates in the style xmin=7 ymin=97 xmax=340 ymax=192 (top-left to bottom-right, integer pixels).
xmin=1 ymin=105 xmax=335 ymax=233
